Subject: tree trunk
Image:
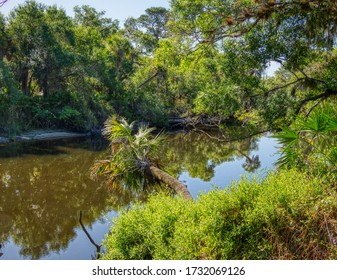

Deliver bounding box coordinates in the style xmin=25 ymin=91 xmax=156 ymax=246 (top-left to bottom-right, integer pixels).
xmin=21 ymin=68 xmax=30 ymax=96
xmin=149 ymin=165 xmax=192 ymax=200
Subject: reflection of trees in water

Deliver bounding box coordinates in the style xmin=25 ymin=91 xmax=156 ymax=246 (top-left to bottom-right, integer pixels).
xmin=0 ymin=132 xmax=263 ymax=259
xmin=242 ymin=154 xmax=260 ymax=172
xmin=0 ymin=143 xmax=150 ymax=259
xmin=162 ymin=131 xmax=261 ymax=181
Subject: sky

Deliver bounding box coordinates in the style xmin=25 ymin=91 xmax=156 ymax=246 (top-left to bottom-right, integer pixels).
xmin=0 ymin=0 xmax=170 ymax=23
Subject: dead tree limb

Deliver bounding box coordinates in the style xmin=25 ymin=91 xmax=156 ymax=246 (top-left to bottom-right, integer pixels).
xmin=0 ymin=0 xmax=8 ymax=7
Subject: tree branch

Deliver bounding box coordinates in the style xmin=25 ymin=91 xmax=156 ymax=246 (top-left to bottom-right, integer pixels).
xmin=251 ymin=77 xmax=305 ymax=98
xmin=191 ymin=127 xmax=268 ymax=143
xmin=295 ymin=89 xmax=337 ymax=115
xmin=137 ymin=71 xmax=158 ymax=88
xmin=0 ymin=0 xmax=8 ymax=7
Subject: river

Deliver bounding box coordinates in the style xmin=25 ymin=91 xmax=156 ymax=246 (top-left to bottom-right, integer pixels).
xmin=0 ymin=131 xmax=279 ymax=259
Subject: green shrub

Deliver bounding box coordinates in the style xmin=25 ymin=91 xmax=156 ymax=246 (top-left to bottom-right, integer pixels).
xmin=102 ymin=169 xmax=337 ymax=260
xmin=58 ymin=106 xmax=83 ymax=130
xmin=274 ymin=104 xmax=337 ymax=179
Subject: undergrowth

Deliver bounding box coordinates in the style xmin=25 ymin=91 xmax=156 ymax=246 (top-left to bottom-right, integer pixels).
xmin=102 ymin=169 xmax=337 ymax=260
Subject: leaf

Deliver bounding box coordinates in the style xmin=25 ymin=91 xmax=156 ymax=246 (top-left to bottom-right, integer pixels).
xmin=273 ymin=127 xmax=298 ymax=147
xmin=298 ymin=111 xmax=329 ymax=135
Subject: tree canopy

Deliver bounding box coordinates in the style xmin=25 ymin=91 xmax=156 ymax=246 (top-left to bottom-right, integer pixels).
xmin=1 ymin=0 xmax=337 ymax=135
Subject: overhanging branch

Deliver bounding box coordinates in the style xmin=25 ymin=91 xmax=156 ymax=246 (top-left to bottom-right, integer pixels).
xmin=0 ymin=0 xmax=8 ymax=7
xmin=251 ymin=77 xmax=305 ymax=98
xmin=295 ymin=89 xmax=337 ymax=115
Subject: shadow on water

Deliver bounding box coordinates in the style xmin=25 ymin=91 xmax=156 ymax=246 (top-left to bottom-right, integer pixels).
xmin=0 ymin=136 xmax=108 ymax=158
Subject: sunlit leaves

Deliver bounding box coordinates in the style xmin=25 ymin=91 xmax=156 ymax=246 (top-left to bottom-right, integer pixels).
xmin=92 ymin=117 xmax=167 ymax=191
xmin=102 ymin=169 xmax=337 ymax=260
xmin=274 ymin=105 xmax=337 ymax=177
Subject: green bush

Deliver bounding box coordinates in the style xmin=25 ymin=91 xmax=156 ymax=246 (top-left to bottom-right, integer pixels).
xmin=102 ymin=169 xmax=337 ymax=260
xmin=58 ymin=106 xmax=83 ymax=130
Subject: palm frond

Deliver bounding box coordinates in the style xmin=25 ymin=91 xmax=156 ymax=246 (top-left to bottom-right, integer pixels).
xmin=273 ymin=127 xmax=298 ymax=147
xmin=102 ymin=116 xmax=134 ymax=142
xmin=93 ymin=117 xmax=166 ymax=190
xmin=274 ymin=105 xmax=337 ymax=173
xmin=298 ymin=111 xmax=329 ymax=135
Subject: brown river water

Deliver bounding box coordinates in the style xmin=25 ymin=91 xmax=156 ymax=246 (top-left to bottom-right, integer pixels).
xmin=0 ymin=132 xmax=279 ymax=259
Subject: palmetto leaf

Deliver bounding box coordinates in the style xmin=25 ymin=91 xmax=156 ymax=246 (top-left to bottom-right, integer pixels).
xmin=92 ymin=117 xmax=166 ymax=190
xmin=274 ymin=105 xmax=337 ymax=173
xmin=102 ymin=116 xmax=135 ymax=142
xmin=298 ymin=111 xmax=329 ymax=135
xmin=273 ymin=127 xmax=298 ymax=147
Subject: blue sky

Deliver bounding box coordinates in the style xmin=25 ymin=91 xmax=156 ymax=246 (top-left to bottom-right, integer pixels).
xmin=0 ymin=0 xmax=170 ymax=23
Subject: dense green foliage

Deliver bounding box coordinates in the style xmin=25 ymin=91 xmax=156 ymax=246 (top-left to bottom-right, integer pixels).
xmin=0 ymin=1 xmax=170 ymax=134
xmin=275 ymin=105 xmax=337 ymax=178
xmin=2 ymin=1 xmax=337 ymax=135
xmin=2 ymin=0 xmax=337 ymax=260
xmin=102 ymin=169 xmax=337 ymax=260
xmin=167 ymin=0 xmax=337 ymax=128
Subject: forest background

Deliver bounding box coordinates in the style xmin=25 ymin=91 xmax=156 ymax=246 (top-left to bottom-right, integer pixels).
xmin=2 ymin=0 xmax=336 ymax=135
xmin=2 ymin=0 xmax=337 ymax=260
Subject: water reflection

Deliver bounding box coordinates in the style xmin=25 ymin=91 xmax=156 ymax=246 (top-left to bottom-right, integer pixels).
xmin=162 ymin=132 xmax=278 ymax=197
xmin=0 ymin=138 xmax=150 ymax=259
xmin=162 ymin=132 xmax=261 ymax=180
xmin=0 ymin=132 xmax=278 ymax=259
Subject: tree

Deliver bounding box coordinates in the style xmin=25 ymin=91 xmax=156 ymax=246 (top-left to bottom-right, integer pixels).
xmin=138 ymin=7 xmax=169 ymax=42
xmin=0 ymin=13 xmax=6 ymax=59
xmin=6 ymin=1 xmax=45 ymax=95
xmin=74 ymin=5 xmax=119 ymax=38
xmin=91 ymin=117 xmax=192 ymax=200
xmin=169 ymin=0 xmax=337 ymax=127
xmin=6 ymin=1 xmax=75 ymax=96
xmin=124 ymin=7 xmax=169 ymax=54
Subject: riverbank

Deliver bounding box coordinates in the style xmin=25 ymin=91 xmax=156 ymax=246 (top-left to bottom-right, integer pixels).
xmin=0 ymin=116 xmax=238 ymax=145
xmin=0 ymin=130 xmax=89 ymax=144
